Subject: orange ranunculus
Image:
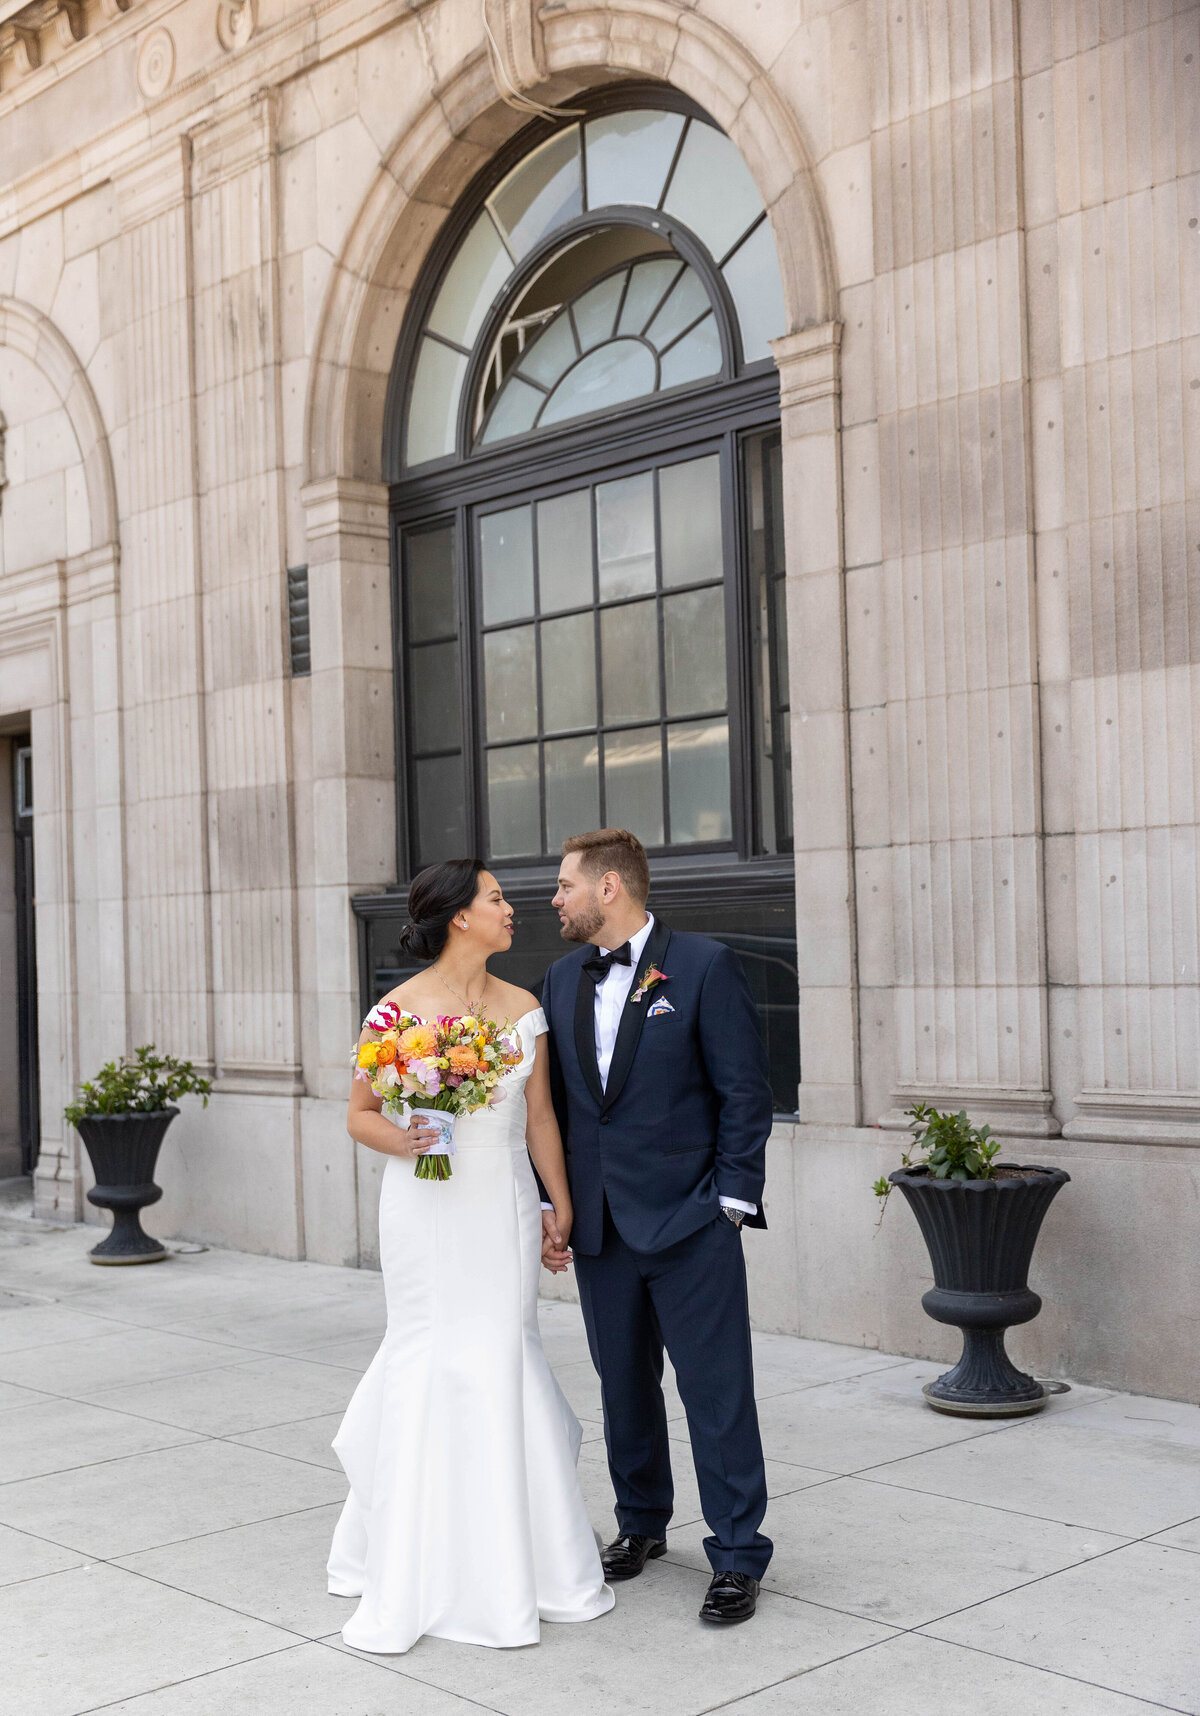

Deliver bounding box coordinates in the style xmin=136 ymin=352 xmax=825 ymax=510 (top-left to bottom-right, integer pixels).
xmin=398 ymin=1023 xmax=438 ymax=1060
xmin=446 ymin=1043 xmax=481 ymax=1075
xmin=375 ymin=1040 xmax=397 ymax=1066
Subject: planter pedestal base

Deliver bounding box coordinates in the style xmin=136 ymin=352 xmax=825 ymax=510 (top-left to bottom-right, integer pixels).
xmin=923 ymin=1382 xmax=1046 ymax=1417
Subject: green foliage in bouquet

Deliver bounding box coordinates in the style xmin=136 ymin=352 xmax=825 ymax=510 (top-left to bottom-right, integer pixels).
xmin=64 ymin=1045 xmax=212 ymax=1128
xmin=872 ymin=1101 xmax=1001 ymax=1209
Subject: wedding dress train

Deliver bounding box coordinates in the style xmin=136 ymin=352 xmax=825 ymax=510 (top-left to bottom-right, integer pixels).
xmin=327 ymin=1006 xmax=614 ymax=1653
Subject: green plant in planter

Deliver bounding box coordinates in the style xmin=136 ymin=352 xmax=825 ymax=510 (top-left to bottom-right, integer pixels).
xmin=873 ymin=1101 xmax=1000 ymax=1211
xmin=64 ymin=1044 xmax=212 ymax=1127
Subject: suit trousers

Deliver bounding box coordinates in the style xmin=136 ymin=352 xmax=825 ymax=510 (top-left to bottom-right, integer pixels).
xmin=573 ymin=1199 xmax=772 ymax=1579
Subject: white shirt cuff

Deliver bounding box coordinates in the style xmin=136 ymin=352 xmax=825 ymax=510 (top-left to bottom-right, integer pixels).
xmin=540 ymin=1202 xmax=555 ymax=1212
xmin=719 ymin=1196 xmax=757 ymax=1216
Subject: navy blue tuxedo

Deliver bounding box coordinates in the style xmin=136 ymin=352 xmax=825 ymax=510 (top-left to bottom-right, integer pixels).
xmin=542 ymin=918 xmax=773 ymax=1256
xmin=542 ymin=917 xmax=774 ymax=1580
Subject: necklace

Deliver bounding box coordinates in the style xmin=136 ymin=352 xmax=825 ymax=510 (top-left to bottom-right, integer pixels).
xmin=433 ymin=965 xmax=488 ymax=1018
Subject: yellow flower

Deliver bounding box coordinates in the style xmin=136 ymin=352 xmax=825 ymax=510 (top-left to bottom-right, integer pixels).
xmin=398 ymin=1023 xmax=438 ymax=1060
xmin=460 ymin=1015 xmax=478 ymax=1032
xmin=357 ymin=1042 xmax=379 ymax=1068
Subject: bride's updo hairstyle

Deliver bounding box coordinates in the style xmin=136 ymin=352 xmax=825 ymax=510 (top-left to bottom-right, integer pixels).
xmin=397 ymin=858 xmax=487 ymax=962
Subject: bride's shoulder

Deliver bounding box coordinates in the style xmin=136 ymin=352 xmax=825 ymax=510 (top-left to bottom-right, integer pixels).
xmin=491 ymin=979 xmax=541 ymax=1022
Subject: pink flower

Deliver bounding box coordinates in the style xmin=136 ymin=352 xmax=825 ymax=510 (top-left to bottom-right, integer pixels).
xmin=487 ymin=1086 xmax=508 ymax=1107
xmin=446 ymin=1073 xmax=464 ymax=1088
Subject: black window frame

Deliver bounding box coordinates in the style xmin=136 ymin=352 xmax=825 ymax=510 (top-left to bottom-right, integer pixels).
xmin=363 ymin=86 xmax=801 ymax=1112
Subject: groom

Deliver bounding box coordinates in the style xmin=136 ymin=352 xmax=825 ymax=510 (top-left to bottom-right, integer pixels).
xmin=539 ymin=828 xmax=774 ymax=1624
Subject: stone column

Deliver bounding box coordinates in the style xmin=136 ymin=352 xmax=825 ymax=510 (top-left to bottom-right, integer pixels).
xmin=189 ymin=97 xmax=303 ymax=1103
xmin=114 ymin=139 xmax=215 ymax=1073
xmin=1021 ymin=2 xmax=1200 ymax=1149
xmin=773 ymin=322 xmax=860 ymax=1126
xmin=298 ymin=475 xmax=395 ymax=1265
xmin=871 ymin=0 xmax=1057 ymax=1137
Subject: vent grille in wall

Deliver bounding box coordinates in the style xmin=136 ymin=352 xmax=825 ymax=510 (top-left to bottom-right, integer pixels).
xmin=287 ymin=566 xmax=310 ymax=676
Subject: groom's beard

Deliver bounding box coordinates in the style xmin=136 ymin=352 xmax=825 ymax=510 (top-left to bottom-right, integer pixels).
xmin=559 ymin=899 xmax=606 ymax=943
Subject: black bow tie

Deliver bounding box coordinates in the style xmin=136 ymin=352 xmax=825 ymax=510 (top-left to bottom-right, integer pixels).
xmin=582 ymin=942 xmax=633 ymax=983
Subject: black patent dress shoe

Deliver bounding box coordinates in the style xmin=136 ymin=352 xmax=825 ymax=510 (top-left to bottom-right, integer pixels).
xmin=600 ymin=1533 xmax=668 ymax=1581
xmin=699 ymin=1571 xmax=760 ymax=1624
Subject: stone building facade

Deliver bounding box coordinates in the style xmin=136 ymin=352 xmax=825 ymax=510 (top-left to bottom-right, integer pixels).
xmin=0 ymin=0 xmax=1197 ymax=1400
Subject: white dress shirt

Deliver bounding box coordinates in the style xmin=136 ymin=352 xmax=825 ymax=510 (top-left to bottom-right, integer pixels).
xmin=541 ymin=913 xmax=756 ymax=1220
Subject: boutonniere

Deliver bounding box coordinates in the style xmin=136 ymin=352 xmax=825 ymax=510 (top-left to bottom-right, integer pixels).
xmin=630 ymin=965 xmax=668 ymax=1004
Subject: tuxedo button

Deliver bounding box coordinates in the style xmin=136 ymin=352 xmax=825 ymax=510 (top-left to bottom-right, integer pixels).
xmin=599 ymin=1116 xmax=610 ymax=1125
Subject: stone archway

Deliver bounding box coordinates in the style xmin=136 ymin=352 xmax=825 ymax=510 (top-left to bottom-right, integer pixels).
xmin=0 ymin=294 xmax=124 ymax=1218
xmin=301 ymin=1 xmax=860 ymax=1141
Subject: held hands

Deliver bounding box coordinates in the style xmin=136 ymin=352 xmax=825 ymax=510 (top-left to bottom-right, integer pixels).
xmin=541 ymin=1207 xmax=573 ymax=1274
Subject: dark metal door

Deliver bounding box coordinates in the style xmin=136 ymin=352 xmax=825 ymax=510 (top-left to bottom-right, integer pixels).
xmin=13 ymin=743 xmax=38 ymax=1175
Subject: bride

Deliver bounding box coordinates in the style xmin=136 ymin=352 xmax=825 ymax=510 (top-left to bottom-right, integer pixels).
xmin=327 ymin=857 xmax=614 ymax=1653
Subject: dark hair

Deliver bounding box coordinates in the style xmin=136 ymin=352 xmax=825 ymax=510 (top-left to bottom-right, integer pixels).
xmin=397 ymin=858 xmax=487 ymax=962
xmin=561 ymin=827 xmax=650 ymax=905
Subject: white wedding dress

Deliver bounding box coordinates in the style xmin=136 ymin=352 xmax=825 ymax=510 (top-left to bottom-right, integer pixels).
xmin=327 ymin=1006 xmax=614 ymax=1653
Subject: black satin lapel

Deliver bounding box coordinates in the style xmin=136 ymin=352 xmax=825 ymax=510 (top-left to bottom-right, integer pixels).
xmin=601 ymin=918 xmax=672 ymax=1114
xmin=573 ymin=960 xmax=605 ymax=1108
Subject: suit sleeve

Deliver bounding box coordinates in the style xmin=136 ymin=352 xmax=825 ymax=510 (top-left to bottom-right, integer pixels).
xmin=530 ymin=961 xmax=555 ymax=1209
xmin=696 ymin=944 xmax=774 ymax=1224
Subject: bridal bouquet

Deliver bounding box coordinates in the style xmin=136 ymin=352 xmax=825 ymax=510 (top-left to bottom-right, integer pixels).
xmin=354 ymin=1004 xmax=523 ymax=1180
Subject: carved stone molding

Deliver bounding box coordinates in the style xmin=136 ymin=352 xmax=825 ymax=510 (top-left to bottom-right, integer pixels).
xmin=1063 ymin=1091 xmax=1200 ymax=1149
xmin=135 ymin=24 xmax=173 ymax=98
xmin=215 ymin=0 xmax=255 ymax=53
xmin=881 ymin=1086 xmax=1062 ymax=1140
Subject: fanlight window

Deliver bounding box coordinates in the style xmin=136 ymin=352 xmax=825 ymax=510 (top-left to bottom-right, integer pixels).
xmin=403 ymin=108 xmax=787 ymax=468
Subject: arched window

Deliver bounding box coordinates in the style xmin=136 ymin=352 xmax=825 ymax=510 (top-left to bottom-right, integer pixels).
xmin=359 ymin=90 xmax=800 ymax=1108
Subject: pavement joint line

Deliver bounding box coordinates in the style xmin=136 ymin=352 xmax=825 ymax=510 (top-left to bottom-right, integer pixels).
xmin=687 ymin=1632 xmax=911 ymax=1715
xmin=312 ymin=1633 xmax=513 ymax=1716
xmin=69 ymin=1639 xmax=316 ymax=1716
xmin=0 ymin=1495 xmax=344 ymax=1564
xmin=909 ymin=1622 xmax=1191 ymax=1714
xmin=851 ymin=1465 xmax=1190 ymax=1538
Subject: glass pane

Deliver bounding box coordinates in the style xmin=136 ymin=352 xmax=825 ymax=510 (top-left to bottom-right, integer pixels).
xmin=600 ymin=599 xmax=660 ymax=724
xmin=537 ymin=489 xmax=593 ymax=612
xmin=483 ymin=626 xmax=537 ymax=742
xmin=572 ymin=272 xmax=626 ymax=350
xmin=409 ymin=641 xmax=461 ymax=751
xmin=427 ymin=211 xmax=510 ymax=347
xmin=406 ymin=337 xmax=467 ymax=467
xmin=663 ymin=120 xmax=764 ymax=262
xmin=604 ymin=727 xmax=663 ymax=847
xmin=596 ymin=471 xmax=655 ymax=600
xmin=617 ymin=259 xmax=683 ymax=335
xmin=518 ymin=313 xmax=578 ymax=388
xmin=541 ymin=613 xmax=596 ymax=732
xmin=488 ymin=129 xmax=583 ymax=260
xmin=415 ymin=753 xmax=466 ymax=866
xmin=480 ymin=375 xmax=544 ymax=445
xmin=644 ymin=267 xmax=711 ymax=349
xmin=658 ymin=313 xmax=722 ymax=388
xmin=479 ymin=505 xmax=534 ymax=624
xmin=540 ymin=341 xmax=657 ymax=427
xmin=663 ymin=587 xmax=726 ymax=717
xmin=545 ymin=735 xmax=600 ymax=850
xmin=584 ymin=109 xmax=686 ymax=211
xmin=405 ymin=524 xmax=456 ymax=643
xmin=722 ymin=218 xmax=787 ymax=362
xmin=660 ymin=454 xmax=723 ymax=586
xmin=667 ymin=718 xmax=731 ymax=843
xmin=487 ymin=743 xmax=541 ymax=859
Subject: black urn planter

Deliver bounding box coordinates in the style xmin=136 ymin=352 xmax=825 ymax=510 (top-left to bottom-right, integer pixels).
xmin=890 ymin=1163 xmax=1070 ymax=1417
xmin=77 ymin=1108 xmax=178 ymax=1265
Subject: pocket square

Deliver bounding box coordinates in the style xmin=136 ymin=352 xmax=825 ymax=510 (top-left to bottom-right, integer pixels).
xmin=647 ymin=997 xmax=675 ymax=1017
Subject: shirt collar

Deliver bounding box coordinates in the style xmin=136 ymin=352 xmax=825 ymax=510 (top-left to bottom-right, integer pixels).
xmin=600 ymin=912 xmax=654 ymax=963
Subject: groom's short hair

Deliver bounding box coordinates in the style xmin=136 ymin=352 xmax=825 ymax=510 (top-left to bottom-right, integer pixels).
xmin=562 ymin=828 xmax=650 ymax=905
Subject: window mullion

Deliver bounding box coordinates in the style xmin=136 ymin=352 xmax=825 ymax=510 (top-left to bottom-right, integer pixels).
xmin=725 ymin=432 xmax=754 ymax=859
